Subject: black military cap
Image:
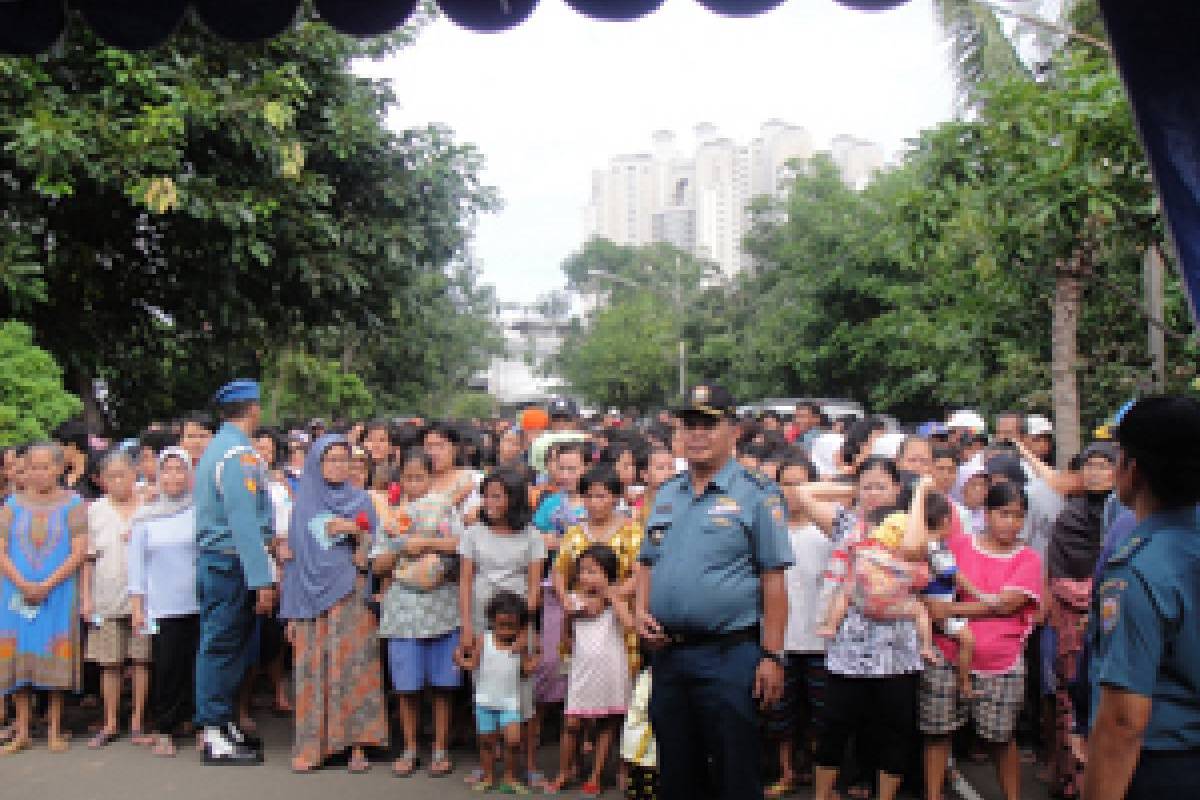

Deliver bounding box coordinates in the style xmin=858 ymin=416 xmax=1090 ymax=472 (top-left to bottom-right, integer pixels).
xmin=676 ymin=384 xmax=736 ymax=419
xmin=547 ymin=396 xmax=579 ymax=419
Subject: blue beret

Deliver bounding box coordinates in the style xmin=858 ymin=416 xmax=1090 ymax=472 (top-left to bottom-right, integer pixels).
xmin=214 ymin=379 xmax=260 ymax=405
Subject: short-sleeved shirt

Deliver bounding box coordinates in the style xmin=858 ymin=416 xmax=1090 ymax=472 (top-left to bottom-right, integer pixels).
xmin=372 ymin=494 xmax=462 ymax=640
xmin=638 ymin=458 xmax=793 ymax=634
xmin=87 ymin=497 xmax=137 ymax=619
xmin=458 ymin=523 xmax=546 ymax=634
xmin=783 ymin=523 xmax=834 ymax=653
xmin=934 ymin=531 xmax=1042 ymax=674
xmin=1088 ymin=506 xmax=1200 ymax=750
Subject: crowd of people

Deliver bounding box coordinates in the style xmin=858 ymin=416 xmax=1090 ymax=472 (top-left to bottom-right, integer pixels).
xmin=0 ymin=381 xmax=1196 ymax=800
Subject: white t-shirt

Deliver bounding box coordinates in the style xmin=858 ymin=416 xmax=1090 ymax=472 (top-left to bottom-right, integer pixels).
xmin=783 ymin=522 xmax=834 ymax=653
xmin=87 ymin=497 xmax=136 ymax=619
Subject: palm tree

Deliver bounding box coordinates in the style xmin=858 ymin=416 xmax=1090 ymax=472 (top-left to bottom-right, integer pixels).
xmin=932 ymin=0 xmax=1106 ymax=464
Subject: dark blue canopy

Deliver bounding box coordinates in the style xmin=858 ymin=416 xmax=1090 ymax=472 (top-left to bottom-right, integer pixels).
xmin=0 ymin=0 xmax=1196 ymax=323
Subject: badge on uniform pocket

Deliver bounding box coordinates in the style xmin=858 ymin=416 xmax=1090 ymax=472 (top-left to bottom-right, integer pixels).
xmin=648 ymin=525 xmax=667 ymax=545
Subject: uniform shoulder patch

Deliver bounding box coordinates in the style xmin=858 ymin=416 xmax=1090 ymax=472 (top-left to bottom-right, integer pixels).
xmin=1100 ymin=595 xmax=1120 ymax=633
xmin=1107 ymin=535 xmax=1148 ymax=566
xmin=240 ymin=453 xmax=259 ymax=467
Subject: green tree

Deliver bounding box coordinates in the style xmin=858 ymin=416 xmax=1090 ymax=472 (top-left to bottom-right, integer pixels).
xmin=557 ymin=293 xmax=679 ymax=409
xmin=0 ymin=320 xmax=81 ymax=444
xmin=263 ymin=348 xmax=373 ymax=423
xmin=0 ymin=10 xmax=495 ymax=431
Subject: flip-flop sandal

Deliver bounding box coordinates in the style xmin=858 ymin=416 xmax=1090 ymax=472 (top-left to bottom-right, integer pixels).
xmin=152 ymin=737 xmax=177 ymax=758
xmin=472 ymin=781 xmax=494 ymax=793
xmin=348 ymin=753 xmax=371 ymax=773
xmin=766 ymin=778 xmax=798 ymax=798
xmin=291 ymin=757 xmax=317 ymax=774
xmin=0 ymin=736 xmax=31 ymax=755
xmin=498 ymin=783 xmax=531 ymax=795
xmin=526 ymin=771 xmax=548 ymax=792
xmin=392 ymin=751 xmax=420 ymax=777
xmin=88 ymin=730 xmax=118 ymax=749
xmin=130 ymin=729 xmax=155 ymax=747
xmin=429 ymin=751 xmax=453 ymax=777
xmin=48 ymin=736 xmax=71 ymax=753
xmin=580 ymin=781 xmax=601 ymax=798
xmin=0 ymin=726 xmax=15 ymax=746
xmin=465 ymin=768 xmax=487 ymax=786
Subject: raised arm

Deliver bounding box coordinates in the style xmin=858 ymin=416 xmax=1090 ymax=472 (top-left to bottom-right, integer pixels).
xmin=790 ymin=483 xmax=853 ymax=536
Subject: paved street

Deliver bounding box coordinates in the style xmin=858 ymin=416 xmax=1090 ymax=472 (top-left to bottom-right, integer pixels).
xmin=0 ymin=712 xmax=1051 ymax=800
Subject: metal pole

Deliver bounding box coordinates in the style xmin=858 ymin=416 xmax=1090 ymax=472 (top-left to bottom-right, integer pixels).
xmin=1144 ymin=244 xmax=1166 ymax=391
xmin=678 ymin=339 xmax=686 ymax=399
xmin=675 ymin=254 xmax=685 ymax=399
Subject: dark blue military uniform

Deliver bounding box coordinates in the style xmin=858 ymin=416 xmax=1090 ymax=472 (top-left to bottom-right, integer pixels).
xmin=1087 ymin=506 xmax=1200 ymax=797
xmin=193 ymin=418 xmax=274 ymax=733
xmin=640 ymin=457 xmax=793 ymax=800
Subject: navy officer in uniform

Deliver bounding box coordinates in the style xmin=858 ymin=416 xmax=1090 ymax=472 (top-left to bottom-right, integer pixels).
xmin=635 ymin=384 xmax=793 ymax=800
xmin=1082 ymin=396 xmax=1200 ymax=799
xmin=194 ymin=380 xmax=276 ymax=764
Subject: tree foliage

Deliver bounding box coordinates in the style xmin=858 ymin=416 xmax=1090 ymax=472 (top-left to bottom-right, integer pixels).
xmin=559 ymin=48 xmax=1197 ymax=433
xmin=0 ymin=320 xmax=81 ymax=444
xmin=0 ymin=9 xmax=496 ymax=431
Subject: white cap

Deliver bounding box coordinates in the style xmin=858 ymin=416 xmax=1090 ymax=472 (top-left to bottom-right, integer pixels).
xmin=872 ymin=432 xmax=907 ymax=459
xmin=1026 ymin=414 xmax=1053 ymax=436
xmin=946 ymin=409 xmax=987 ymax=433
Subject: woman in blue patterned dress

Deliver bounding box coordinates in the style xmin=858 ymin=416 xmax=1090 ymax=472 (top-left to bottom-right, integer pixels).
xmin=0 ymin=443 xmax=88 ymax=754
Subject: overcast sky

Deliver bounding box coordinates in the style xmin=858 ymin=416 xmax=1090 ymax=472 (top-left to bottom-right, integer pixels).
xmin=358 ymin=0 xmax=956 ymax=304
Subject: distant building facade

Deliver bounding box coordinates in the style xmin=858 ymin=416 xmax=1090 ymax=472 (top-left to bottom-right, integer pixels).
xmin=481 ymin=300 xmax=570 ymax=405
xmin=584 ymin=120 xmax=883 ymax=277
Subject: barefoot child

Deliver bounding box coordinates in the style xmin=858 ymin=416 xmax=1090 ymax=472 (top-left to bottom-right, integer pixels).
xmin=455 ymin=591 xmax=535 ymax=794
xmin=548 ymin=544 xmax=633 ymax=797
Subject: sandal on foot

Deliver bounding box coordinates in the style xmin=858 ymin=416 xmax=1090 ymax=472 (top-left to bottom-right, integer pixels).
xmin=48 ymin=736 xmax=70 ymax=753
xmin=130 ymin=729 xmax=155 ymax=747
xmin=498 ymin=783 xmax=531 ymax=795
xmin=580 ymin=781 xmax=601 ymax=798
xmin=291 ymin=756 xmax=317 ymax=774
xmin=0 ymin=736 xmax=31 ymax=755
xmin=465 ymin=767 xmax=487 ymax=786
xmin=429 ymin=750 xmax=453 ymax=777
xmin=765 ymin=778 xmax=797 ymax=798
xmin=152 ymin=735 xmax=177 ymax=758
xmin=472 ymin=781 xmax=495 ymax=793
xmin=527 ymin=771 xmax=548 ymax=792
xmin=88 ymin=730 xmax=117 ymax=749
xmin=348 ymin=752 xmax=371 ymax=773
xmin=392 ymin=750 xmax=420 ymax=777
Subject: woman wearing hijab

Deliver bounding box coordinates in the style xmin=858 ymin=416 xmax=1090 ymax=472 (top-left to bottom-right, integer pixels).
xmin=127 ymin=447 xmax=199 ymax=757
xmin=280 ymin=435 xmax=387 ymax=774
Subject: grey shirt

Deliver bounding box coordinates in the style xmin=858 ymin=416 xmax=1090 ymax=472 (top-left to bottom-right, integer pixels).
xmin=458 ymin=523 xmax=546 ymax=634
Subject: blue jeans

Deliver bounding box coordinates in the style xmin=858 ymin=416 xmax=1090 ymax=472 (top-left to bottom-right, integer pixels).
xmin=649 ymin=639 xmax=763 ymax=800
xmin=194 ymin=553 xmax=255 ymax=728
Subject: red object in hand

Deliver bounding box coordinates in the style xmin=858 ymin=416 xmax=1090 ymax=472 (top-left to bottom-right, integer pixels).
xmin=355 ymin=511 xmax=371 ymax=531
xmin=387 ymin=482 xmax=403 ymax=506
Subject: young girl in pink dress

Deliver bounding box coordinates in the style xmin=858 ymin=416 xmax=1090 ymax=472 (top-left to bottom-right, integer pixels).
xmin=547 ymin=544 xmax=633 ymax=797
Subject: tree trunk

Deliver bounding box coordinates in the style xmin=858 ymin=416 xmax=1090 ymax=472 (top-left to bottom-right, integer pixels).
xmin=1051 ymin=259 xmax=1084 ymax=467
xmin=76 ymin=370 xmax=104 ymax=434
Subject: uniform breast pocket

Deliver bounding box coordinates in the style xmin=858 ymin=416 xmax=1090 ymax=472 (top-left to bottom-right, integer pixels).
xmin=702 ymin=510 xmax=753 ymax=559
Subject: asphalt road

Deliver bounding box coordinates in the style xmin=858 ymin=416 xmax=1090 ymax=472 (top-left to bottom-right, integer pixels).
xmin=0 ymin=711 xmax=1052 ymax=800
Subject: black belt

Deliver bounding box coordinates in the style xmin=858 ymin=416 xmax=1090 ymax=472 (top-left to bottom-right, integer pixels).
xmin=665 ymin=626 xmax=759 ymax=648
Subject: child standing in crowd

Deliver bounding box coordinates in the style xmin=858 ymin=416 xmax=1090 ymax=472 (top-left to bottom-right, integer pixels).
xmin=82 ymin=451 xmax=151 ymax=747
xmin=632 ymin=445 xmax=676 ymax=525
xmin=455 ymin=590 xmax=535 ymax=795
xmin=548 ymin=544 xmax=633 ymax=797
xmin=372 ymin=448 xmax=463 ymax=778
xmin=619 ymin=656 xmax=657 ymax=800
xmin=458 ymin=469 xmax=546 ymax=789
xmin=767 ymin=455 xmax=832 ymax=797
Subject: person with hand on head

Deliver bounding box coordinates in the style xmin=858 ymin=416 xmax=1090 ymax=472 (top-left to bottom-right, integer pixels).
xmin=192 ymin=379 xmax=277 ymax=765
xmin=635 ymin=384 xmax=793 ymax=800
xmin=1082 ymin=396 xmax=1200 ymax=800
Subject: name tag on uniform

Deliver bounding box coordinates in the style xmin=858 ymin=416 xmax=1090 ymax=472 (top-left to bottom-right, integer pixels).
xmin=709 ymin=497 xmax=741 ymax=517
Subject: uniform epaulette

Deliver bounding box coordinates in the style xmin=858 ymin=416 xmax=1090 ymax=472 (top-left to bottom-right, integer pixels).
xmin=739 ymin=465 xmax=779 ymax=494
xmin=1107 ymin=533 xmax=1150 ymax=567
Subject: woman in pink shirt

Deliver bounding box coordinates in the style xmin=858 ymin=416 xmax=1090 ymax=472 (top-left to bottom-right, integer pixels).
xmin=920 ymin=481 xmax=1043 ymax=800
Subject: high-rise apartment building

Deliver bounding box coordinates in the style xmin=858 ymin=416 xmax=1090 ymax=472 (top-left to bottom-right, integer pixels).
xmin=584 ymin=120 xmax=880 ymax=277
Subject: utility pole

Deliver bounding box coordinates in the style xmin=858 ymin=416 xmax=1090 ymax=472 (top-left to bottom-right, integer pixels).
xmin=675 ymin=254 xmax=686 ymax=400
xmin=1143 ymin=244 xmax=1167 ymax=391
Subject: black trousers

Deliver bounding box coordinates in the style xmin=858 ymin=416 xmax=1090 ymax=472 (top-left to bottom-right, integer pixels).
xmin=814 ymin=671 xmax=918 ymax=779
xmin=1127 ymin=749 xmax=1200 ymax=799
xmin=152 ymin=614 xmax=200 ymax=734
